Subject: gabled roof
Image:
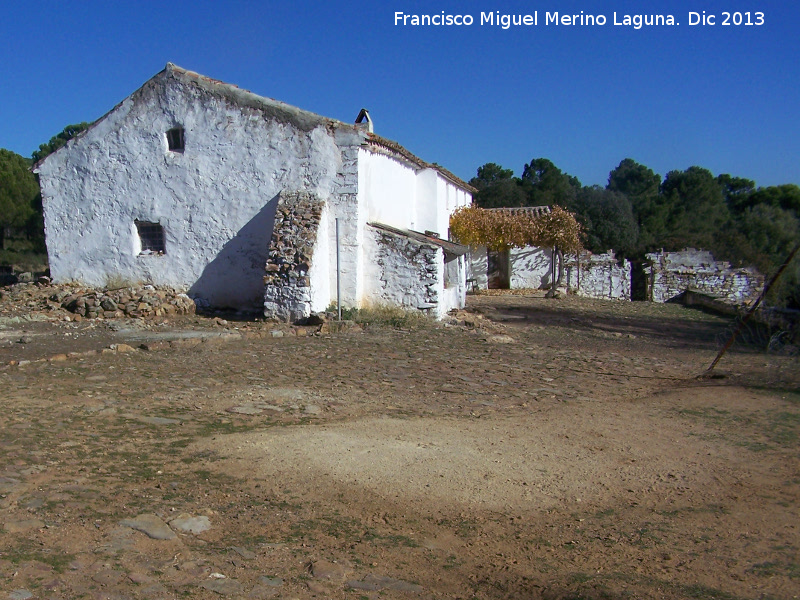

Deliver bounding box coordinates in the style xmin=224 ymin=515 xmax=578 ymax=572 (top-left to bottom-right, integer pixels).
xmin=37 ymin=63 xmax=475 ymax=193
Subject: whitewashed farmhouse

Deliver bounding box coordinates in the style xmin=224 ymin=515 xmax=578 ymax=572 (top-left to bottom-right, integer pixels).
xmin=35 ymin=64 xmax=473 ymax=320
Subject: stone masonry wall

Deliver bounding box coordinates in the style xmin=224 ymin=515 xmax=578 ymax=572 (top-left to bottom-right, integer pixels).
xmin=565 ymin=251 xmax=631 ymax=301
xmin=367 ymin=227 xmax=441 ymax=312
xmin=263 ymin=191 xmax=325 ymax=322
xmin=646 ymin=248 xmax=764 ymax=306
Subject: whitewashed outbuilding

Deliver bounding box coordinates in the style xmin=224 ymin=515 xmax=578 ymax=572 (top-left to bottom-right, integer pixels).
xmin=467 ymin=208 xmax=631 ymax=300
xmin=35 ymin=64 xmax=474 ymax=320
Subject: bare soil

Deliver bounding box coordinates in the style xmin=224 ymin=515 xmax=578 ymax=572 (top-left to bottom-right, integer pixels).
xmin=0 ymin=290 xmax=798 ymax=600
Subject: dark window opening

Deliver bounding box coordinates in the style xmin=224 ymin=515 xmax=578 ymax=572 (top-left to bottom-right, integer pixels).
xmin=135 ymin=221 xmax=165 ymax=255
xmin=487 ymin=249 xmax=510 ymax=289
xmin=166 ymin=127 xmax=185 ymax=152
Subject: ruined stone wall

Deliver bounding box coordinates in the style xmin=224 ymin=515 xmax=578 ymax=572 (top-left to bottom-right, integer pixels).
xmin=263 ymin=191 xmax=325 ymax=322
xmin=645 ymin=249 xmax=763 ymax=305
xmin=565 ymin=251 xmax=631 ymax=301
xmin=364 ymin=226 xmax=442 ymax=315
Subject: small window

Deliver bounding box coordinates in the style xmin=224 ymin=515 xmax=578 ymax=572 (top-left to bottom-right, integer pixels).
xmin=166 ymin=127 xmax=185 ymax=152
xmin=135 ymin=221 xmax=165 ymax=255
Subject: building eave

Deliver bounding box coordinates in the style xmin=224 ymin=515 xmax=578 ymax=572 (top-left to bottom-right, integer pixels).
xmin=369 ymin=222 xmax=469 ymax=256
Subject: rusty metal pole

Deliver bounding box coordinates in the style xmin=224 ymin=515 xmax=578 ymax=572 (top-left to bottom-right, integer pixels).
xmin=336 ymin=218 xmax=341 ymax=321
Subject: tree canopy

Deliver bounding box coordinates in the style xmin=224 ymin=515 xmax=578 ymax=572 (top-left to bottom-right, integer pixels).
xmin=31 ymin=122 xmax=91 ymax=163
xmin=0 ymin=149 xmax=39 ymax=249
xmin=449 ymin=205 xmax=583 ymax=254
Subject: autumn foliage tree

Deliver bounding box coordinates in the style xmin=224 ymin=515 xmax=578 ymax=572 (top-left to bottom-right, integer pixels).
xmin=449 ymin=205 xmax=583 ymax=253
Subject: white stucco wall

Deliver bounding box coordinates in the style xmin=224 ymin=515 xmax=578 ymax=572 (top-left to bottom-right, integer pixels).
xmin=359 ymin=150 xmax=418 ymax=230
xmin=37 ymin=67 xmax=348 ymax=311
xmin=37 ymin=64 xmax=472 ymax=318
xmin=307 ymin=203 xmax=331 ymax=315
xmin=469 ymin=246 xmax=552 ymax=290
xmin=565 ymin=251 xmax=631 ymax=300
xmin=510 ymin=247 xmax=552 ymax=289
xmin=324 ymin=139 xmax=363 ymax=310
xmin=356 ymin=149 xmax=471 ymax=314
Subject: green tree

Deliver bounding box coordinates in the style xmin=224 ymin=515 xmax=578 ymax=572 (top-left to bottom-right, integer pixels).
xmin=606 ymin=158 xmax=663 ymax=254
xmin=735 ymin=204 xmax=800 ymax=306
xmin=0 ymin=149 xmax=39 ymax=249
xmin=470 ymin=163 xmax=515 ymax=190
xmin=469 ymin=163 xmax=528 ymax=208
xmin=520 ymin=158 xmax=581 ymax=209
xmin=574 ymin=186 xmax=638 ymax=256
xmin=741 ymin=184 xmax=800 ymax=215
xmin=607 ymin=158 xmax=661 ymax=201
xmin=716 ymin=174 xmax=755 ymax=212
xmin=32 ymin=122 xmax=91 ymax=163
xmin=659 ymin=166 xmax=732 ymax=253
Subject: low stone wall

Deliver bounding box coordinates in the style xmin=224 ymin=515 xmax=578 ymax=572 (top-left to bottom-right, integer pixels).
xmin=565 ymin=251 xmax=631 ymax=300
xmin=645 ymin=249 xmax=763 ymax=306
xmin=366 ymin=226 xmax=441 ymax=312
xmin=263 ymin=191 xmax=325 ymax=322
xmin=54 ymin=286 xmax=195 ymax=319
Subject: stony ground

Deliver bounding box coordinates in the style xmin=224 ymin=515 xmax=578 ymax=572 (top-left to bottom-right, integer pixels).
xmin=0 ymin=287 xmax=798 ymax=600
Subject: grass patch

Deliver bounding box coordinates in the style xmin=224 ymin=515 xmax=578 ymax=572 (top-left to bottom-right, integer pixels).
xmin=680 ymin=583 xmax=741 ymax=599
xmin=767 ymin=411 xmax=800 ymax=447
xmin=568 ymin=572 xmax=593 ymax=584
xmin=676 ymin=404 xmax=800 ymax=452
xmin=6 ymin=547 xmax=74 ymax=573
xmin=329 ymin=304 xmax=435 ymax=330
xmin=194 ymin=420 xmax=265 ymax=437
xmin=658 ymin=504 xmax=729 ymax=517
xmin=747 ymin=560 xmax=800 ymax=578
xmin=192 ymin=469 xmax=239 ymax=486
xmin=344 ymin=526 xmax=421 ymax=548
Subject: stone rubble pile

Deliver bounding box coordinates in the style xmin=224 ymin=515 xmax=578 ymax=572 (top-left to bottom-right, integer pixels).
xmin=52 ymin=286 xmax=196 ymax=320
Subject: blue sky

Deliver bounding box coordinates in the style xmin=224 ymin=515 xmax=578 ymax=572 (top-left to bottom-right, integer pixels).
xmin=2 ymin=0 xmax=797 ymax=188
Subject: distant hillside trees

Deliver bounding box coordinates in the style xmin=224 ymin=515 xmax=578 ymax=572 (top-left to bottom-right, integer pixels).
xmin=31 ymin=122 xmax=91 ymax=163
xmin=0 ymin=122 xmax=93 ymax=258
xmin=0 ymin=149 xmax=38 ymax=249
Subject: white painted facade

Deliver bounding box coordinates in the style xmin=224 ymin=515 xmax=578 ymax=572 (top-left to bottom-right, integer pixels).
xmin=36 ymin=64 xmax=473 ymax=319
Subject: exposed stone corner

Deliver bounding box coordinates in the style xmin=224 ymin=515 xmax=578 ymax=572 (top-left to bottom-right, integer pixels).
xmin=263 ymin=190 xmax=325 ymax=322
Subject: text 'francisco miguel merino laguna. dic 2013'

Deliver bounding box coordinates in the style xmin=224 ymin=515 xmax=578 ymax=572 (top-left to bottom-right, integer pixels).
xmin=394 ymin=11 xmax=766 ymax=29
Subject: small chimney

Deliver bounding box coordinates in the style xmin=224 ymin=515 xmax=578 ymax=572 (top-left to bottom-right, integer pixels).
xmin=355 ymin=108 xmax=373 ymax=133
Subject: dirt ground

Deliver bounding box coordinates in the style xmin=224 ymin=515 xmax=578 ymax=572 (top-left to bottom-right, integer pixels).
xmin=1 ymin=288 xmax=798 ymax=600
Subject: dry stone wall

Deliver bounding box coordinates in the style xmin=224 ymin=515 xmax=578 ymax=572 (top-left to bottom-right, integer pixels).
xmin=565 ymin=251 xmax=631 ymax=301
xmin=645 ymin=249 xmax=763 ymax=306
xmin=368 ymin=227 xmax=441 ymax=312
xmin=263 ymin=191 xmax=325 ymax=322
